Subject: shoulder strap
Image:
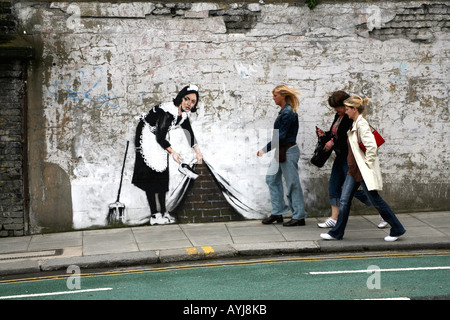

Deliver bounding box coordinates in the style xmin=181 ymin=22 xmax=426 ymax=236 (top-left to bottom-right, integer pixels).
xmin=356 ymin=119 xmax=375 ymax=143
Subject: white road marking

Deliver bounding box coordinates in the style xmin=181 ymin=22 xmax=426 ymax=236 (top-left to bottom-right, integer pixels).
xmin=357 ymin=297 xmax=411 ymax=300
xmin=309 ymin=266 xmax=450 ymax=275
xmin=0 ymin=287 xmax=113 ymax=300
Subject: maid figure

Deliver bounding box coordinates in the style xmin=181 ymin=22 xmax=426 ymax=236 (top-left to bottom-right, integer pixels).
xmin=132 ymin=85 xmax=203 ymax=225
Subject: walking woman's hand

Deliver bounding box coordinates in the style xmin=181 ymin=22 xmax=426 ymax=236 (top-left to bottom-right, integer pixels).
xmin=323 ymin=140 xmax=334 ymax=152
xmin=316 ymin=128 xmax=325 ymax=137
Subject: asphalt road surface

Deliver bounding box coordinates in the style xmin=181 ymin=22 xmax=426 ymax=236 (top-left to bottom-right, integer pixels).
xmin=0 ymin=251 xmax=448 ymax=302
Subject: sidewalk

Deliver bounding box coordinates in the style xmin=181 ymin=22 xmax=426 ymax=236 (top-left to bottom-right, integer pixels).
xmin=0 ymin=211 xmax=449 ymax=276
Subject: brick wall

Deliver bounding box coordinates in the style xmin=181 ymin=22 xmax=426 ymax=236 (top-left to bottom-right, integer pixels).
xmin=0 ymin=59 xmax=26 ymax=237
xmin=174 ymin=162 xmax=244 ymax=223
xmin=0 ymin=0 xmax=16 ymax=34
xmin=0 ymin=0 xmax=32 ymax=236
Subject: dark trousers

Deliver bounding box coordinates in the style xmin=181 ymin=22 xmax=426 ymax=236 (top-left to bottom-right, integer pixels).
xmin=145 ymin=190 xmax=166 ymax=214
xmin=328 ymin=174 xmax=406 ymax=240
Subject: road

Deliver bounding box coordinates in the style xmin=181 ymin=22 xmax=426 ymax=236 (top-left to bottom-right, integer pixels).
xmin=0 ymin=251 xmax=448 ymax=302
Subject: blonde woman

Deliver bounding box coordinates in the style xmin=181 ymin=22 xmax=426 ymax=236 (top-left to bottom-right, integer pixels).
xmin=320 ymin=96 xmax=406 ymax=241
xmin=257 ymin=85 xmax=308 ymax=226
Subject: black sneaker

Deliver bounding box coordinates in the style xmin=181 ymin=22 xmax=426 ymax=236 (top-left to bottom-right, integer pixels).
xmin=178 ymin=163 xmax=199 ymax=179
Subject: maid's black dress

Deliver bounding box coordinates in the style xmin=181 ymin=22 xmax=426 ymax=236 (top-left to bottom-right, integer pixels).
xmin=132 ymin=102 xmax=197 ymax=193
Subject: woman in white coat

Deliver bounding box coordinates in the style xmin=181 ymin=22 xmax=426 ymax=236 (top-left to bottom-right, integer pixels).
xmin=320 ymin=96 xmax=406 ymax=242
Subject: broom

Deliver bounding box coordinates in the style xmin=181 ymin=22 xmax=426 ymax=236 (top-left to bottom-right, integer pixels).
xmin=107 ymin=140 xmax=129 ymax=224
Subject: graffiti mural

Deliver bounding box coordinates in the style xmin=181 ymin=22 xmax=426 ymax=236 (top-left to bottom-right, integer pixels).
xmin=131 ymin=84 xmax=203 ymax=225
xmin=43 ymin=66 xmax=272 ymax=229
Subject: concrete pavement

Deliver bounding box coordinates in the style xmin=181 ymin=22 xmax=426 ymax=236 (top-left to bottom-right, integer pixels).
xmin=0 ymin=211 xmax=449 ymax=276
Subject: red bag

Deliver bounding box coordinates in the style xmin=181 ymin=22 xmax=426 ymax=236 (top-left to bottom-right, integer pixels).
xmin=356 ymin=123 xmax=385 ymax=153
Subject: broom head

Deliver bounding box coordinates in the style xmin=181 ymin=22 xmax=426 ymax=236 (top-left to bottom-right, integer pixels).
xmin=107 ymin=201 xmax=126 ymax=224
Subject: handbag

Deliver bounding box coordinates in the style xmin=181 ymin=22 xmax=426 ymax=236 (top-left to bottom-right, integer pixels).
xmin=356 ymin=122 xmax=385 ymax=153
xmin=311 ymin=136 xmax=332 ymax=168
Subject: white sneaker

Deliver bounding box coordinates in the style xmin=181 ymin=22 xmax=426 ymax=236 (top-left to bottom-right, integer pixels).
xmin=163 ymin=212 xmax=176 ymax=224
xmin=378 ymin=220 xmax=388 ymax=228
xmin=150 ymin=213 xmax=167 ymax=225
xmin=318 ymin=218 xmax=337 ymax=228
xmin=384 ymin=235 xmax=399 ymax=242
xmin=320 ymin=233 xmax=337 ymax=240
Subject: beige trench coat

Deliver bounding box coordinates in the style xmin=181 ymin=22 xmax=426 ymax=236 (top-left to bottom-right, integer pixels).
xmin=347 ymin=115 xmax=383 ymax=191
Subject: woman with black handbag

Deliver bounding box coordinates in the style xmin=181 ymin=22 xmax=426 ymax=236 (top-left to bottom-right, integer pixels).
xmin=315 ymin=91 xmax=373 ymax=228
xmin=320 ymin=96 xmax=406 ymax=241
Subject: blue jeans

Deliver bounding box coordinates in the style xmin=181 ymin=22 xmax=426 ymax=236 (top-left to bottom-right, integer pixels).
xmin=265 ymin=145 xmax=308 ymax=220
xmin=329 ymin=156 xmax=372 ymax=207
xmin=328 ymin=174 xmax=406 ymax=240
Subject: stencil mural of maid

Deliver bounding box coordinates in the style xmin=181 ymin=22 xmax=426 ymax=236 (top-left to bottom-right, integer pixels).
xmin=132 ymin=85 xmax=203 ymax=225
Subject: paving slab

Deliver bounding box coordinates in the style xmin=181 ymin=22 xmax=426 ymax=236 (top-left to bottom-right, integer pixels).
xmin=82 ymin=228 xmax=139 ymax=256
xmin=0 ymin=237 xmax=31 ymax=254
xmin=28 ymin=231 xmax=82 ymax=251
xmin=132 ymin=225 xmax=192 ymax=250
xmin=181 ymin=223 xmax=233 ymax=246
xmin=228 ymin=223 xmax=285 ymax=244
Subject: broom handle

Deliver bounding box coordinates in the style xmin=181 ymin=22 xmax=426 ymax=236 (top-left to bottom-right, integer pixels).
xmin=116 ymin=141 xmax=129 ymax=202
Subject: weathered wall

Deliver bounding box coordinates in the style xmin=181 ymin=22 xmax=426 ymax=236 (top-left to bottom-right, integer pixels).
xmin=11 ymin=1 xmax=449 ymax=233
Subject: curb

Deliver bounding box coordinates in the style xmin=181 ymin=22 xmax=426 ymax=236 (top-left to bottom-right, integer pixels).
xmin=41 ymin=251 xmax=159 ymax=272
xmin=0 ymin=260 xmax=41 ymax=276
xmin=317 ymin=237 xmax=450 ymax=253
xmin=231 ymin=241 xmax=320 ymax=256
xmin=159 ymin=245 xmax=236 ymax=263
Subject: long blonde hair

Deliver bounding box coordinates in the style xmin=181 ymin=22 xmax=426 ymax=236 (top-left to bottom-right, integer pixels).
xmin=273 ymin=85 xmax=301 ymax=113
xmin=344 ymin=95 xmax=370 ymax=114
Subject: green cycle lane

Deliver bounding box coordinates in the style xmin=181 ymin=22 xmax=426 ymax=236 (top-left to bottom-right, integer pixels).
xmin=1 ymin=251 xmax=449 ymax=300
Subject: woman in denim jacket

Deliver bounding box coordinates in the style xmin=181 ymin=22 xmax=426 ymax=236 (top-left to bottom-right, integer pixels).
xmin=257 ymin=85 xmax=308 ymax=226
